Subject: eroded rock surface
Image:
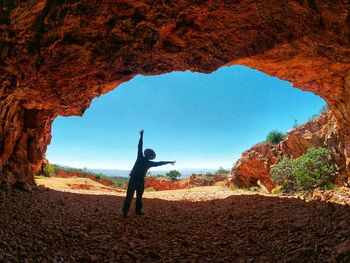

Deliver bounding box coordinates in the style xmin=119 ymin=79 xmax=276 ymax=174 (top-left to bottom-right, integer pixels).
xmin=144 ymin=176 xmax=188 ymax=191
xmin=0 ymin=189 xmax=349 ymax=261
xmin=0 ymin=1 xmax=350 ymax=187
xmin=228 ymin=112 xmax=347 ymax=191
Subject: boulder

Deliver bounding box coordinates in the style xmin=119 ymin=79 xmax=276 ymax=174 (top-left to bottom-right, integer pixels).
xmin=228 ymin=112 xmax=348 ymax=191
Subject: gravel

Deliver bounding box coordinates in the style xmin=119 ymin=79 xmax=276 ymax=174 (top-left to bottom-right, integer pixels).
xmin=0 ymin=188 xmax=349 ymax=262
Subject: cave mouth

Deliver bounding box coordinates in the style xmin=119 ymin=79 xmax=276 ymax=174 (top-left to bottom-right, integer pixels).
xmin=45 ymin=65 xmax=326 ymax=180
xmin=1 ymin=1 xmax=349 ymax=259
xmin=1 ymin=0 xmax=349 ymax=193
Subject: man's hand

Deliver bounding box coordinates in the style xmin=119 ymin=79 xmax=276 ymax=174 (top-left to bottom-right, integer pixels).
xmin=139 ymin=129 xmax=144 ymax=136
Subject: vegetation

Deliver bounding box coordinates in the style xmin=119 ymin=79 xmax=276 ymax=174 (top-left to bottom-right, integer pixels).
xmin=319 ymin=105 xmax=329 ymax=114
xmin=271 ymin=185 xmax=283 ymax=195
xmin=271 ymin=157 xmax=295 ymax=185
xmin=43 ymin=163 xmax=55 ymax=177
xmin=216 ymin=167 xmax=230 ymax=174
xmin=201 ymin=173 xmax=215 ymax=185
xmin=248 ymin=186 xmax=259 ymax=192
xmin=293 ymin=147 xmax=336 ymax=191
xmin=108 ymin=177 xmax=128 ymax=189
xmin=147 ymin=171 xmax=166 ymax=179
xmin=308 ymin=105 xmax=329 ymax=121
xmin=292 ymin=118 xmax=299 ymax=129
xmin=271 ymin=147 xmax=336 ymax=193
xmin=294 ymin=105 xmax=330 ymax=126
xmin=152 ymin=174 xmax=166 ymax=178
xmin=58 ymin=166 xmax=88 ymax=174
xmin=42 ymin=163 xmax=128 ymax=189
xmin=165 ymin=170 xmax=181 ymax=182
xmin=145 ymin=187 xmax=155 ymax=192
xmin=265 ymin=130 xmax=285 ymax=145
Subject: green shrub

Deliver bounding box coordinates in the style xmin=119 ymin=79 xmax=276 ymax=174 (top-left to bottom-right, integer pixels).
xmin=202 ymin=174 xmax=215 ymax=185
xmin=216 ymin=167 xmax=230 ymax=174
xmin=109 ymin=177 xmax=128 ymax=189
xmin=145 ymin=187 xmax=155 ymax=192
xmin=248 ymin=186 xmax=259 ymax=192
xmin=271 ymin=185 xmax=283 ymax=195
xmin=152 ymin=174 xmax=166 ymax=178
xmin=43 ymin=163 xmax=55 ymax=177
xmin=165 ymin=170 xmax=181 ymax=182
xmin=265 ymin=130 xmax=285 ymax=144
xmin=271 ymin=147 xmax=335 ymax=193
xmin=281 ymin=180 xmax=298 ymax=193
xmin=271 ymin=157 xmax=295 ymax=185
xmin=319 ymin=105 xmax=329 ymax=114
xmin=293 ymin=147 xmax=335 ymax=191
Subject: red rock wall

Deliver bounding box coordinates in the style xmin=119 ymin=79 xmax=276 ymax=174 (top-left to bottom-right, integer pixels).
xmin=228 ymin=112 xmax=347 ymax=191
xmin=0 ymin=1 xmax=349 ymax=188
xmin=144 ymin=177 xmax=188 ymax=191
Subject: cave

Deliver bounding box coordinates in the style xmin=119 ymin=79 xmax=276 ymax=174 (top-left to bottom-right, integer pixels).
xmin=1 ymin=0 xmax=350 ymax=189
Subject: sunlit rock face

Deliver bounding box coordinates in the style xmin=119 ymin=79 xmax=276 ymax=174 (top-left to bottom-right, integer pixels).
xmin=144 ymin=177 xmax=188 ymax=191
xmin=228 ymin=112 xmax=348 ymax=191
xmin=0 ymin=0 xmax=349 ymax=188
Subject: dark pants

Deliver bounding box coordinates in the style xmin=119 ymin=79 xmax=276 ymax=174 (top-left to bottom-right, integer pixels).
xmin=123 ymin=178 xmax=145 ymax=213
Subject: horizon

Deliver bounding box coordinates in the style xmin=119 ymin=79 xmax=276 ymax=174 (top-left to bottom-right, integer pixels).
xmin=51 ymin=162 xmax=232 ymax=175
xmin=46 ymin=65 xmax=326 ymax=170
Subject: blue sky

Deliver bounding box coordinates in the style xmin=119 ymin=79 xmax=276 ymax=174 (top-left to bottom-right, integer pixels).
xmin=46 ymin=65 xmax=326 ymax=170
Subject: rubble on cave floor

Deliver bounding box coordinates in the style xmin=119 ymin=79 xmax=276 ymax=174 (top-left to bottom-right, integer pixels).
xmin=313 ymin=187 xmax=350 ymax=205
xmin=0 ymin=188 xmax=349 ymax=262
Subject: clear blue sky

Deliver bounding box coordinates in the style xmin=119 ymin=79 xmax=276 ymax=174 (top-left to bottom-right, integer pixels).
xmin=46 ymin=65 xmax=326 ymax=170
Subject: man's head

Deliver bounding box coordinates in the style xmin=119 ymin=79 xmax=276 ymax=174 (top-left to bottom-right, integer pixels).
xmin=144 ymin=148 xmax=156 ymax=160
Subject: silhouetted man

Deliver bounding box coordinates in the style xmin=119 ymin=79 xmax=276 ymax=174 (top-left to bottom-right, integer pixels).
xmin=123 ymin=129 xmax=175 ymax=217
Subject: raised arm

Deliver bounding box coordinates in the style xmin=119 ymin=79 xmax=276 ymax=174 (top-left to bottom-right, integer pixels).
xmin=149 ymin=161 xmax=176 ymax=167
xmin=137 ymin=129 xmax=144 ymax=158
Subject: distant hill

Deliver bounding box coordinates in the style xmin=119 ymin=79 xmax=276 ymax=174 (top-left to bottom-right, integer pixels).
xmin=87 ymin=169 xmax=130 ymax=178
xmin=87 ymin=168 xmax=219 ymax=178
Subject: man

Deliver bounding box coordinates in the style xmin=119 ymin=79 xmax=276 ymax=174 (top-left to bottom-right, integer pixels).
xmin=122 ymin=129 xmax=175 ymax=217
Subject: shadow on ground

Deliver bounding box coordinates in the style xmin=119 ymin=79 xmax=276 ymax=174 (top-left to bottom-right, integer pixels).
xmin=0 ymin=189 xmax=349 ymax=262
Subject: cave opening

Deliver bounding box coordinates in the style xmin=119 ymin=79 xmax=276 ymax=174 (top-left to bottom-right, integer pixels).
xmin=44 ymin=65 xmax=326 ymax=183
xmin=2 ymin=1 xmax=350 ymax=260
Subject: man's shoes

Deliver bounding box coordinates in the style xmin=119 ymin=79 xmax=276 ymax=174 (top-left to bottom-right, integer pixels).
xmin=122 ymin=211 xmax=128 ymax=218
xmin=135 ymin=210 xmax=145 ymax=216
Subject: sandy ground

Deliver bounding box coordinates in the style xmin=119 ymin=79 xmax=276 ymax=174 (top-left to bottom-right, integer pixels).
xmin=35 ymin=176 xmax=126 ymax=196
xmin=0 ymin=177 xmax=348 ymax=262
xmin=35 ymin=176 xmax=265 ymax=201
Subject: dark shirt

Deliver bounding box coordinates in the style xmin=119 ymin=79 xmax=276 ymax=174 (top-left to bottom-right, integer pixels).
xmin=129 ymin=135 xmax=171 ymax=181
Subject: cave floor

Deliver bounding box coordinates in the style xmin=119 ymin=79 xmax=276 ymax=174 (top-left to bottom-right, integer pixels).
xmin=0 ymin=189 xmax=349 ymax=262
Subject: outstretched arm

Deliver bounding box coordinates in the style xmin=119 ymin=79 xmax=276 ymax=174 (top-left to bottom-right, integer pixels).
xmin=150 ymin=161 xmax=176 ymax=167
xmin=137 ymin=129 xmax=144 ymax=158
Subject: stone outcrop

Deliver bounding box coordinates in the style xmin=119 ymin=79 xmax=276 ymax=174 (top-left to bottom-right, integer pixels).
xmin=228 ymin=112 xmax=347 ymax=191
xmin=189 ymin=174 xmax=227 ymax=186
xmin=144 ymin=177 xmax=188 ymax=191
xmin=0 ymin=1 xmax=350 ymax=188
xmin=228 ymin=143 xmax=279 ymax=192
